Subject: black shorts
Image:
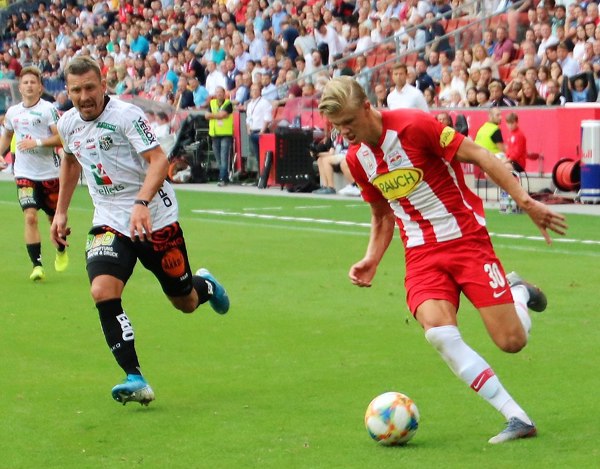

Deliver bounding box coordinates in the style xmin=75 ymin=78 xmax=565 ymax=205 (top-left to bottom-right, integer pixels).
xmin=85 ymin=222 xmax=194 ymax=297
xmin=16 ymin=177 xmax=59 ymax=216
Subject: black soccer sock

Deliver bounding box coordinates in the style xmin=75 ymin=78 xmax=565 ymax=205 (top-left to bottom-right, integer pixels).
xmin=96 ymin=299 xmax=141 ymax=376
xmin=26 ymin=243 xmax=42 ymax=267
xmin=192 ymin=275 xmax=213 ymax=308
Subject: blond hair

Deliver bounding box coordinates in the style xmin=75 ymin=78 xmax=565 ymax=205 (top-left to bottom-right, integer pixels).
xmin=318 ymin=76 xmax=367 ymax=118
xmin=19 ymin=66 xmax=42 ymax=83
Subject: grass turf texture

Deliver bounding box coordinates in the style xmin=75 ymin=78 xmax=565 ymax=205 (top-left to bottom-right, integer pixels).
xmin=1 ymin=181 xmax=599 ymax=468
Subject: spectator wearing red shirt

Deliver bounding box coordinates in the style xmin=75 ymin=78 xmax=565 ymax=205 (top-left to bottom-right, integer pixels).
xmin=505 ymin=113 xmax=527 ymax=172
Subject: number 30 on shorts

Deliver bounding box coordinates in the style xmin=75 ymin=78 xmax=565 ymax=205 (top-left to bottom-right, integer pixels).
xmin=484 ymin=263 xmax=506 ymax=289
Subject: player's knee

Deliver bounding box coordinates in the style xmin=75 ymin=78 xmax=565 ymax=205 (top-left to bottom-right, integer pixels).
xmin=495 ymin=330 xmax=527 ymax=353
xmin=24 ymin=211 xmax=38 ymax=227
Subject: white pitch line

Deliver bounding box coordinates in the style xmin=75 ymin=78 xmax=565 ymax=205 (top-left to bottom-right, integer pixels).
xmin=191 ymin=209 xmax=600 ymax=246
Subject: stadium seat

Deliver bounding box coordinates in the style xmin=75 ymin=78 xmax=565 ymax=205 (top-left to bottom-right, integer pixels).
xmin=527 ymin=152 xmax=544 ymax=177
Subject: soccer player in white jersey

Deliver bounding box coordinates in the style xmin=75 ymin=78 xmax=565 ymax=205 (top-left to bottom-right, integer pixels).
xmin=0 ymin=66 xmax=68 ymax=281
xmin=319 ymin=77 xmax=568 ymax=444
xmin=51 ymin=56 xmax=230 ymax=407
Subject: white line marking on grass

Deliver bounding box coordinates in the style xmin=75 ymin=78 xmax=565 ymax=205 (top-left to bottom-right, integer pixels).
xmin=191 ymin=209 xmax=600 ymax=247
xmin=242 ymin=206 xmax=283 ymax=211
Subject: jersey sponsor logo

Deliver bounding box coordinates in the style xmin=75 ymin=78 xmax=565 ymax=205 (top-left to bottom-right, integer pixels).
xmin=373 ymin=168 xmax=423 ymax=200
xmin=91 ymin=163 xmax=112 ymax=185
xmin=161 ymin=248 xmax=186 ymax=278
xmin=96 ymin=121 xmax=117 ymax=131
xmin=69 ymin=125 xmax=86 ymax=136
xmin=99 ymin=135 xmax=113 ymax=151
xmin=133 ymin=116 xmax=157 ymax=145
xmin=439 ymin=126 xmax=456 ymax=148
xmin=90 ymin=163 xmax=125 ymax=194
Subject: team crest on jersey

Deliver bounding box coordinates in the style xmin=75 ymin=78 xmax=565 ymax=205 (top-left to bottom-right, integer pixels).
xmin=373 ymin=168 xmax=423 ymax=200
xmin=439 ymin=126 xmax=456 ymax=148
xmin=99 ymin=135 xmax=113 ymax=151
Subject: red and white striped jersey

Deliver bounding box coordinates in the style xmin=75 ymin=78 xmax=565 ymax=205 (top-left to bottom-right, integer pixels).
xmin=347 ymin=109 xmax=487 ymax=249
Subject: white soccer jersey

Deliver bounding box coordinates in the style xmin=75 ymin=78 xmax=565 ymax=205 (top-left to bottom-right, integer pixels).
xmin=4 ymin=98 xmax=60 ymax=180
xmin=57 ymin=97 xmax=178 ymax=237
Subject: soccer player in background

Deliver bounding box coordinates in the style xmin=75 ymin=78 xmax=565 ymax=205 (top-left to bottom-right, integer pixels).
xmin=0 ymin=66 xmax=68 ymax=281
xmin=51 ymin=56 xmax=230 ymax=406
xmin=318 ymin=77 xmax=568 ymax=444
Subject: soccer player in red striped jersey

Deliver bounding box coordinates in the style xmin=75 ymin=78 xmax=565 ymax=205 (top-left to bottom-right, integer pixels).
xmin=318 ymin=77 xmax=568 ymax=444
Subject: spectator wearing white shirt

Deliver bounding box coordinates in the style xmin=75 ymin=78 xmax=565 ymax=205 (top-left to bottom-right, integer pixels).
xmin=205 ymin=60 xmax=228 ymax=96
xmin=386 ymin=63 xmax=430 ymax=111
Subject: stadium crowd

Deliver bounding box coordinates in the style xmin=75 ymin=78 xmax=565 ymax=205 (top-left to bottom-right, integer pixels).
xmin=1 ymin=0 xmax=600 ymax=120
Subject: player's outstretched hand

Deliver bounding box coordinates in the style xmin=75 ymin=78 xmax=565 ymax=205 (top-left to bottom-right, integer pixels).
xmin=349 ymin=258 xmax=378 ymax=288
xmin=50 ymin=214 xmax=71 ymax=248
xmin=130 ymin=204 xmax=153 ymax=242
xmin=524 ymin=199 xmax=568 ymax=244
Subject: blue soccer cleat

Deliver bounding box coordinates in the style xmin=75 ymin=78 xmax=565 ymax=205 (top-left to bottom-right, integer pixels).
xmin=111 ymin=374 xmax=155 ymax=406
xmin=196 ymin=268 xmax=230 ymax=314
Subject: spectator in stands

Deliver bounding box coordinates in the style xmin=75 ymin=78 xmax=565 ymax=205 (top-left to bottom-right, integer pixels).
xmin=387 ymin=63 xmax=429 ymax=111
xmin=482 ymin=29 xmax=496 ymax=57
xmin=490 ymin=80 xmax=517 ymax=106
xmin=438 ymin=68 xmax=454 ymax=105
xmin=476 ymin=87 xmax=492 ymax=106
xmin=556 ymin=41 xmax=580 ymax=78
xmin=189 ymin=76 xmax=210 ymax=109
xmin=260 ymin=72 xmax=278 ymax=101
xmin=436 ymin=111 xmax=453 ymax=128
xmin=518 ymin=79 xmax=546 ymax=105
xmin=475 ymin=107 xmax=504 ymax=156
xmin=423 ymin=87 xmax=437 ymax=108
xmin=427 ymin=50 xmax=443 ymax=84
xmin=492 ymin=26 xmax=514 ymax=66
xmin=154 ymin=112 xmax=171 ymax=139
xmin=373 ymin=83 xmax=389 ymax=108
xmin=545 ymin=79 xmax=566 ymax=105
xmin=537 ymin=22 xmax=559 ymax=59
xmin=205 ymin=60 xmax=228 ymax=96
xmin=464 ymin=86 xmax=478 ymax=107
xmin=415 ymin=58 xmax=435 ymax=92
xmin=562 ymin=71 xmax=598 ymax=102
xmin=549 ymin=60 xmax=564 ymax=86
xmin=231 ymin=72 xmax=251 ymax=108
xmin=54 ymin=91 xmax=73 ymax=113
xmin=472 ymin=43 xmax=498 ymax=79
xmin=181 ymin=49 xmax=206 ymax=85
xmin=423 ymin=11 xmax=451 ymax=54
xmin=503 ymin=112 xmax=527 ymax=172
xmin=114 ymin=66 xmax=134 ymax=95
xmin=174 ymin=76 xmax=195 ymax=110
xmin=129 ymin=25 xmax=149 ymax=57
xmin=504 ymin=78 xmax=523 ymax=103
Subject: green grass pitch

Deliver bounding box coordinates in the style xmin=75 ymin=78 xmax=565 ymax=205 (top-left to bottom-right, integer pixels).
xmin=1 ymin=181 xmax=599 ymax=468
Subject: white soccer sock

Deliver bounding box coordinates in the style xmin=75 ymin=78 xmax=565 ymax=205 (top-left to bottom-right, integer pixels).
xmin=511 ymin=285 xmax=532 ymax=338
xmin=425 ymin=325 xmax=531 ymax=424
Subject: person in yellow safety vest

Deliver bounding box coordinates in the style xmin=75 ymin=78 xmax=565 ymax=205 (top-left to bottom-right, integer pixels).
xmin=474 ymin=107 xmax=505 ymax=158
xmin=206 ymin=86 xmax=234 ymax=186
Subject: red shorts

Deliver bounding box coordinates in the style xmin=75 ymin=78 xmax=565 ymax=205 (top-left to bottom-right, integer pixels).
xmin=404 ymin=235 xmax=514 ymax=315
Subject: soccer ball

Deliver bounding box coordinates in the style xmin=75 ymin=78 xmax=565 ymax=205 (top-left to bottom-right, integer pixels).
xmin=364 ymin=392 xmax=420 ymax=446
